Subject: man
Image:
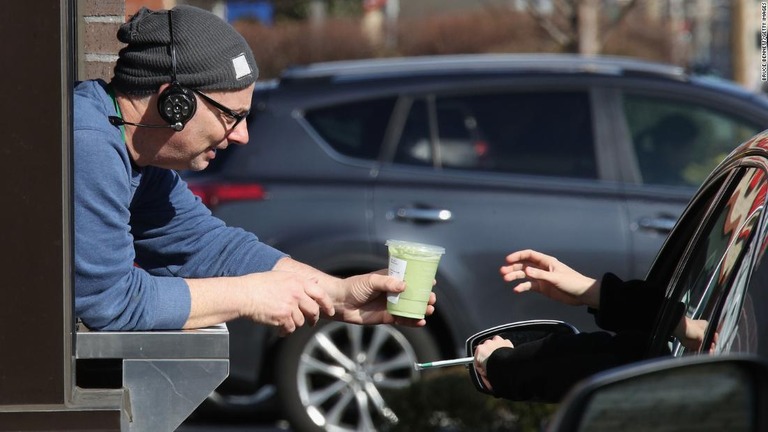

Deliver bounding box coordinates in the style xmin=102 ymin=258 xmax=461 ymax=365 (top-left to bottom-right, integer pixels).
xmin=74 ymin=5 xmax=435 ymax=332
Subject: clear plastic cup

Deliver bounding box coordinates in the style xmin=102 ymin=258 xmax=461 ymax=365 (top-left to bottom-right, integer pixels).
xmin=385 ymin=240 xmax=445 ymax=319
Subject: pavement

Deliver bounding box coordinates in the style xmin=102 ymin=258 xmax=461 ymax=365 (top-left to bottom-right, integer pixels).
xmin=176 ymin=412 xmax=293 ymax=432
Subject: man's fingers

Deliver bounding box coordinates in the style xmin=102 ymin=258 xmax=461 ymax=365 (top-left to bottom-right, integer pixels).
xmin=280 ymin=313 xmax=298 ymax=336
xmin=427 ymin=292 xmax=437 ymax=306
xmin=304 ymin=281 xmax=336 ymax=317
xmin=369 ymin=272 xmax=406 ymax=293
xmin=292 ymin=306 xmax=305 ymax=329
xmin=424 ymin=304 xmax=435 ymax=316
xmin=298 ymin=295 xmax=321 ymax=323
xmin=393 ymin=316 xmax=427 ymax=327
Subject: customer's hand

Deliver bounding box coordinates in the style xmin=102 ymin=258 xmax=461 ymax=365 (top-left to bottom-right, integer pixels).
xmin=473 ymin=336 xmax=514 ymax=391
xmin=674 ymin=317 xmax=712 ymax=351
xmin=330 ymin=270 xmax=436 ymax=327
xmin=500 ymin=249 xmax=600 ymax=308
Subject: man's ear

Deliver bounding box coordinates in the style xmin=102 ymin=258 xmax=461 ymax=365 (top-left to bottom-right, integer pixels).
xmin=156 ymin=83 xmax=172 ymax=94
xmin=156 ymin=82 xmax=197 ymax=131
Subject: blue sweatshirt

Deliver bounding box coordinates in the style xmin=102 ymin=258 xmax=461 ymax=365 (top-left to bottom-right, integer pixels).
xmin=74 ymin=80 xmax=287 ymax=331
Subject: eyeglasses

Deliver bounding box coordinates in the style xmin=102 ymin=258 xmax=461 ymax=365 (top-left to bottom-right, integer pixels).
xmin=192 ymin=89 xmax=249 ymax=132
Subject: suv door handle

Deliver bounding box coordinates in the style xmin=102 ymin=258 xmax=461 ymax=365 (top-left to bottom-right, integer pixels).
xmin=389 ymin=207 xmax=453 ymax=222
xmin=635 ymin=216 xmax=677 ymax=234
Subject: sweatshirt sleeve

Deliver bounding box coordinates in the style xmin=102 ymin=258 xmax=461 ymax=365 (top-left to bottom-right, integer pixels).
xmin=589 ymin=273 xmax=664 ymax=333
xmin=485 ymin=331 xmax=650 ymax=402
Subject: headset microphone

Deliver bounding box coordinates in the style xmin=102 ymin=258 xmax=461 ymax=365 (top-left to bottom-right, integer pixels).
xmin=108 ymin=116 xmax=184 ymax=131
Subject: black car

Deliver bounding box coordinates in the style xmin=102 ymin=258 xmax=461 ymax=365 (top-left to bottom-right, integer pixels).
xmin=185 ymin=54 xmax=768 ymax=432
xmin=641 ymin=129 xmax=768 ymax=361
xmin=549 ymin=354 xmax=768 ymax=431
xmin=552 ymin=128 xmax=768 ymax=430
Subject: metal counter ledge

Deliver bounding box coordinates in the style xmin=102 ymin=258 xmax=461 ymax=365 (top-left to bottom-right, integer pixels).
xmin=75 ymin=323 xmax=230 ymax=432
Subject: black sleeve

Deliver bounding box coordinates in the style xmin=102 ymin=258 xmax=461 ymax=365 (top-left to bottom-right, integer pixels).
xmin=588 ymin=272 xmax=664 ymax=333
xmin=484 ymin=331 xmax=650 ymax=403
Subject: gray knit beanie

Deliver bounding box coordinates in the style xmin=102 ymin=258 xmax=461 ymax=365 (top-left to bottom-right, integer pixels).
xmin=112 ymin=5 xmax=258 ymax=94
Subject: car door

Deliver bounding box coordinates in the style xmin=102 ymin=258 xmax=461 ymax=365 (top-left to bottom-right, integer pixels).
xmin=645 ymin=140 xmax=768 ymax=359
xmin=372 ymin=82 xmax=627 ymax=337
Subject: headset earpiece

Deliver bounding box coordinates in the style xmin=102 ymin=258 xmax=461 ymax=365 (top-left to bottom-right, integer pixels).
xmin=157 ymin=82 xmax=196 ymax=131
xmin=155 ymin=10 xmax=195 ymax=132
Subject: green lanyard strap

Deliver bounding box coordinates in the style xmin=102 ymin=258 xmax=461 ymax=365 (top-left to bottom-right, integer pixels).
xmin=107 ymin=85 xmax=127 ymax=143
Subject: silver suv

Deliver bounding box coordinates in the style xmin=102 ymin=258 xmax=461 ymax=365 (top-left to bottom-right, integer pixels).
xmin=184 ymin=54 xmax=768 ymax=432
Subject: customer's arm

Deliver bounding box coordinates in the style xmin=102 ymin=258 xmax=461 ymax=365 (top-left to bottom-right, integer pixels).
xmin=501 ymin=249 xmax=704 ymax=348
xmin=480 ymin=331 xmax=652 ymax=402
xmin=500 ymin=249 xmax=601 ymax=308
xmin=501 ymin=249 xmax=667 ymax=333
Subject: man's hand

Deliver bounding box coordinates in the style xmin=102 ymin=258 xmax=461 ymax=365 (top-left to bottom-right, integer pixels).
xmin=330 ymin=271 xmax=436 ymax=327
xmin=239 ymin=271 xmax=335 ymax=335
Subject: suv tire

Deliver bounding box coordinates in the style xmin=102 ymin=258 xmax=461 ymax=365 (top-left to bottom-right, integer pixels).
xmin=275 ymin=321 xmax=440 ymax=432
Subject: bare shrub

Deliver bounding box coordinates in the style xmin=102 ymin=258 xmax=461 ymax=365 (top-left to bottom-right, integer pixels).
xmin=602 ymin=14 xmax=674 ymax=63
xmin=396 ymin=9 xmax=546 ymax=56
xmin=234 ymin=8 xmax=674 ymax=80
xmin=235 ymin=18 xmax=375 ymax=78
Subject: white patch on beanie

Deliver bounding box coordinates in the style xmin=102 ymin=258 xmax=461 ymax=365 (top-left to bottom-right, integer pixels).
xmin=232 ymin=54 xmax=252 ymax=80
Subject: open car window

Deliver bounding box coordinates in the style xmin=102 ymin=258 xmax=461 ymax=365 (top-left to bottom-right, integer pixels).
xmin=649 ymin=167 xmax=768 ymax=356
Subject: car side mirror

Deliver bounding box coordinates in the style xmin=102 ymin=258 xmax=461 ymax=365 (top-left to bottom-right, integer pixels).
xmin=547 ymin=355 xmax=768 ymax=432
xmin=465 ymin=319 xmax=579 ymax=395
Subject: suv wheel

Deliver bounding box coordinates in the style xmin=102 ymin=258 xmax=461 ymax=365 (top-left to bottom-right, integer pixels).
xmin=276 ymin=321 xmax=440 ymax=432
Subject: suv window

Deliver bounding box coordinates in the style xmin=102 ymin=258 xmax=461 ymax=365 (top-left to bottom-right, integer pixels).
xmin=395 ymin=91 xmax=597 ymax=179
xmin=623 ymin=95 xmax=762 ymax=187
xmin=304 ymin=97 xmax=397 ymax=160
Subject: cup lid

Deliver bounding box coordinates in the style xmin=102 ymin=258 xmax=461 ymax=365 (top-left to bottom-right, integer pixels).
xmin=385 ymin=239 xmax=445 ymax=255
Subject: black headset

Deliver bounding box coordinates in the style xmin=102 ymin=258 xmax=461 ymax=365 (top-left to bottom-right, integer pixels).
xmin=156 ymin=9 xmax=197 ymax=131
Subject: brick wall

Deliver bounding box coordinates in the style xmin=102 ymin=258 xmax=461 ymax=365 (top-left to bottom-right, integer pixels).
xmin=78 ymin=0 xmax=124 ymax=81
xmin=78 ymin=0 xmax=177 ymax=82
xmin=126 ymin=0 xmax=171 ymax=18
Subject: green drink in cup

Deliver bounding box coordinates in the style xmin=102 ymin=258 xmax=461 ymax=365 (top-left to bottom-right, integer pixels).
xmin=385 ymin=240 xmax=445 ymax=319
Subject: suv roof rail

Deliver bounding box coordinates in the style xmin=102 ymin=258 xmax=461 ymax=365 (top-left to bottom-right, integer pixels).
xmin=279 ymin=53 xmax=687 ymax=83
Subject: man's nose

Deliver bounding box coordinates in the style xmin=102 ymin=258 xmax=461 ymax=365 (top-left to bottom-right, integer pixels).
xmin=226 ymin=120 xmax=249 ymax=145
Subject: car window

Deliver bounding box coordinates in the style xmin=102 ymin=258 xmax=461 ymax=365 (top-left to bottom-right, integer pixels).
xmin=623 ymin=95 xmax=762 ymax=187
xmin=304 ymin=97 xmax=397 ymax=160
xmin=666 ymin=168 xmax=767 ymax=356
xmin=395 ymin=91 xmax=597 ymax=179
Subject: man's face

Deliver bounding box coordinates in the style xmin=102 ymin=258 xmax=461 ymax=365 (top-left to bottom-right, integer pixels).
xmin=159 ymin=83 xmax=255 ymax=171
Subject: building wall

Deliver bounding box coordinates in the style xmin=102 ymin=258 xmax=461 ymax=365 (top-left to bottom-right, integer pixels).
xmin=77 ymin=0 xmax=124 ymax=81
xmin=78 ymin=0 xmax=178 ymax=82
xmin=126 ymin=0 xmax=170 ymax=17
